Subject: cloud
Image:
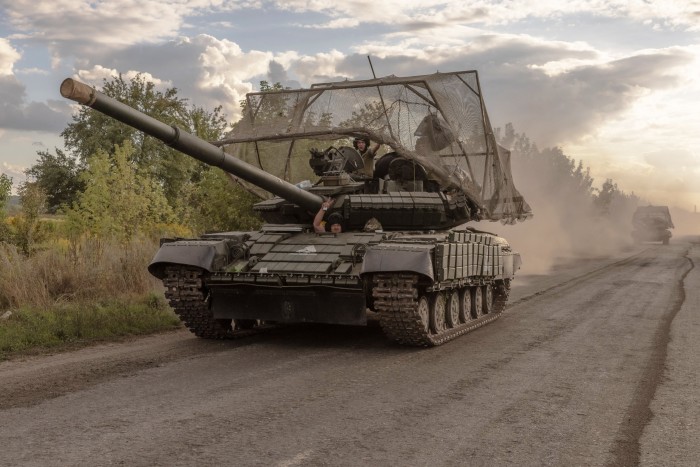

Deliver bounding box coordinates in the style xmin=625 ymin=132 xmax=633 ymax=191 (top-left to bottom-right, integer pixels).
xmin=3 ymin=1 xmax=698 ymax=213
xmin=65 ymin=35 xmax=274 ymax=121
xmin=644 ymin=148 xmax=699 ymax=170
xmin=330 ymin=33 xmax=692 ymax=147
xmin=2 ymin=0 xmax=239 ymax=57
xmin=75 ymin=65 xmax=172 ymax=88
xmin=0 ymin=38 xmax=21 ymax=76
xmin=508 ymin=47 xmax=694 ymax=146
xmin=68 ymin=36 xmax=351 ymax=122
xmin=272 ymin=0 xmax=700 ymax=31
xmin=0 ymin=75 xmax=70 ymax=132
xmin=59 ymin=26 xmax=693 ymax=150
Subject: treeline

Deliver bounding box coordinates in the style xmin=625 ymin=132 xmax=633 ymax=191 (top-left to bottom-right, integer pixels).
xmin=0 ymin=75 xmax=265 ymax=357
xmin=1 ymin=74 xmax=261 ymax=254
xmin=1 ymin=74 xmax=266 ymax=306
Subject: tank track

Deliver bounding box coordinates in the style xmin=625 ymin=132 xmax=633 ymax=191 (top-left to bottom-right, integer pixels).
xmin=372 ymin=273 xmax=509 ymax=346
xmin=163 ymin=266 xmax=271 ymax=339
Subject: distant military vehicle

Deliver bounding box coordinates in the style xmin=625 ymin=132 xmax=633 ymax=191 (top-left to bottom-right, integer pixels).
xmin=60 ymin=69 xmax=531 ymax=346
xmin=631 ymin=205 xmax=674 ymax=245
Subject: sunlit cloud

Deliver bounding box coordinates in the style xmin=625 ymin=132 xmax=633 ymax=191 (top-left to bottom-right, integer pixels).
xmin=75 ymin=65 xmax=172 ymax=88
xmin=0 ymin=38 xmax=21 ymax=76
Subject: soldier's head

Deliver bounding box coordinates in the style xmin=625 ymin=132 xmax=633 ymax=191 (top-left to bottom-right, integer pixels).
xmin=353 ymin=136 xmax=370 ymax=152
xmin=326 ymin=212 xmax=344 ymax=233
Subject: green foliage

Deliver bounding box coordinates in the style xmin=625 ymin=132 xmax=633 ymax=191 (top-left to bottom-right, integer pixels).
xmin=236 ymin=80 xmax=291 ymax=127
xmin=340 ymin=100 xmax=386 ymax=129
xmin=0 ymin=236 xmax=161 ymax=310
xmin=0 ymin=295 xmax=181 ymax=361
xmin=65 ymin=142 xmax=176 ymax=242
xmin=0 ymin=173 xmax=11 ymax=214
xmin=13 ymin=182 xmax=48 ymax=254
xmin=0 ymin=235 xmax=180 ymax=361
xmin=0 ymin=174 xmax=11 ymax=242
xmin=60 ymin=73 xmax=229 ymax=207
xmin=24 ymin=149 xmax=85 ymax=214
xmin=182 ymin=168 xmax=262 ymax=233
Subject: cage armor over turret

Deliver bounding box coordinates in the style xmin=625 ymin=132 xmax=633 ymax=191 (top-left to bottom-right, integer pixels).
xmin=61 ymin=69 xmax=531 ymax=346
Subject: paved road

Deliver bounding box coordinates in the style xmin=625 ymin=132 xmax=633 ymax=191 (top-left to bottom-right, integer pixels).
xmin=1 ymin=238 xmax=698 ymax=466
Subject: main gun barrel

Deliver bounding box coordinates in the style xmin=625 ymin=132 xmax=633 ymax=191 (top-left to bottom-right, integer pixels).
xmin=60 ymin=78 xmax=323 ymax=212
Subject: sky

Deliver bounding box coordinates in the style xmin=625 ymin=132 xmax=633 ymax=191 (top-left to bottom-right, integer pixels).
xmin=1 ymin=0 xmax=699 ymax=211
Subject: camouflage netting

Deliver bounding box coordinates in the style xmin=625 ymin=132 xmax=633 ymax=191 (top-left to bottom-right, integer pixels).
xmin=217 ymin=71 xmax=532 ymax=222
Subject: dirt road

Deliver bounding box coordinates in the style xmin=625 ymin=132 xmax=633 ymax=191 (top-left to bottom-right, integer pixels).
xmin=1 ymin=238 xmax=698 ymax=466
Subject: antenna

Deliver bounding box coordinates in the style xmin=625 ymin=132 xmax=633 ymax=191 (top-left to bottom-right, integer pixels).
xmin=366 ymin=55 xmax=395 ymax=141
xmin=367 ymin=55 xmax=377 ymax=79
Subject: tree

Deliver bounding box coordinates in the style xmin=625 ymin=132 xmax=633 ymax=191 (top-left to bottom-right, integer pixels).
xmin=59 ymin=74 xmax=271 ymax=235
xmin=65 ymin=142 xmax=176 ymax=242
xmin=0 ymin=173 xmax=11 ymax=215
xmin=0 ymin=173 xmax=12 ymax=243
xmin=61 ymin=74 xmax=229 ymax=207
xmin=237 ymin=80 xmax=287 ymax=120
xmin=182 ymin=169 xmax=262 ymax=233
xmin=25 ymin=149 xmax=85 ymax=213
xmin=14 ymin=181 xmax=47 ymax=254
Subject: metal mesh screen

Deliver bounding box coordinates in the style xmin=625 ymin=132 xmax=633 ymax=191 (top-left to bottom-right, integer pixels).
xmin=220 ymin=71 xmax=531 ymax=222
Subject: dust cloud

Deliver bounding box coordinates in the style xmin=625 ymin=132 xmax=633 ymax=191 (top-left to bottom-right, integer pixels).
xmin=480 ymin=153 xmax=635 ymax=275
xmin=669 ymin=207 xmax=700 ymax=239
xmin=495 ymin=192 xmax=634 ymax=275
xmin=485 ymin=152 xmax=700 ymax=276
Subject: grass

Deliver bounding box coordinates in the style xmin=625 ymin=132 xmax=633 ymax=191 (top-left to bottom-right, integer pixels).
xmin=0 ymin=236 xmax=184 ymax=361
xmin=0 ymin=294 xmax=182 ymax=361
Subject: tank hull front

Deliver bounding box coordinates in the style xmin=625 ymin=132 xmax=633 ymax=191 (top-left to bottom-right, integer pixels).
xmin=210 ymin=285 xmax=367 ymax=325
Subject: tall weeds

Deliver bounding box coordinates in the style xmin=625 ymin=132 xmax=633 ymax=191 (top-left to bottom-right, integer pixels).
xmin=0 ymin=236 xmax=162 ymax=310
xmin=0 ymin=236 xmax=181 ymax=360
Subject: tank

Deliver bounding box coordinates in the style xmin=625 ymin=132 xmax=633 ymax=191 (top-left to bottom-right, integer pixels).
xmin=631 ymin=205 xmax=674 ymax=245
xmin=60 ymin=70 xmax=532 ymax=346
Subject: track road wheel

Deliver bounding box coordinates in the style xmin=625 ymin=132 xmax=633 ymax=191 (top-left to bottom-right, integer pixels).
xmin=445 ymin=290 xmax=460 ymax=328
xmin=482 ymin=284 xmax=494 ymax=314
xmin=430 ymin=292 xmax=447 ymax=334
xmin=471 ymin=286 xmax=484 ymax=319
xmin=417 ymin=294 xmax=430 ymax=333
xmin=459 ymin=288 xmax=472 ymax=323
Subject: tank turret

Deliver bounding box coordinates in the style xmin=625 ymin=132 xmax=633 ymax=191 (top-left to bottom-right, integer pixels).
xmin=60 ymin=71 xmax=531 ymax=347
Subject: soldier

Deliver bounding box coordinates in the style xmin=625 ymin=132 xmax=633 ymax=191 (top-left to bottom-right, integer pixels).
xmin=353 ymin=136 xmax=380 ymax=177
xmin=313 ymin=197 xmax=343 ymax=233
